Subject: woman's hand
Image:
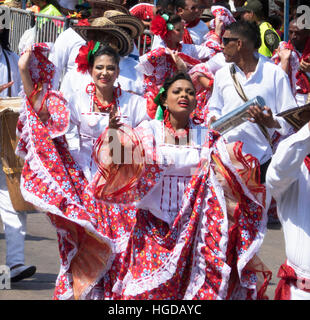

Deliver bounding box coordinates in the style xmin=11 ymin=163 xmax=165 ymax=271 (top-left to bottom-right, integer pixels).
xmin=208 ymin=115 xmax=217 ymax=128
xmin=109 ymin=112 xmax=122 ymax=130
xmin=214 ymin=16 xmax=224 ymax=38
xmin=300 ymin=58 xmax=310 ymax=73
xmin=0 ymin=81 xmax=14 ymax=93
xmin=278 ymin=48 xmax=292 ymax=74
xmin=167 ymin=48 xmax=187 ymax=73
xmin=18 ymin=48 xmax=32 ymax=72
xmin=278 ymin=48 xmax=292 ymax=62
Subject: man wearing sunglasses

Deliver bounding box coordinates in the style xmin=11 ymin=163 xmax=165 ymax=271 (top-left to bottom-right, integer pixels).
xmin=208 ymin=20 xmax=297 ymax=184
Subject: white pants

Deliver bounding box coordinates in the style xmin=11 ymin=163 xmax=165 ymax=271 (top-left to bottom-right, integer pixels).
xmin=0 ymin=164 xmax=26 ymax=268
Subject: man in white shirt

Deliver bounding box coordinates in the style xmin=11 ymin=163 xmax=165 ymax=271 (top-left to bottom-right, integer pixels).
xmin=0 ymin=27 xmax=36 ymax=282
xmin=176 ymin=0 xmax=210 ymax=44
xmin=208 ymin=21 xmax=297 ymax=178
xmin=266 ymin=119 xmax=310 ymax=300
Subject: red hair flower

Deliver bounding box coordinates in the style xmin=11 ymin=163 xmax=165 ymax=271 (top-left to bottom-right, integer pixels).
xmin=150 ymin=15 xmax=168 ymax=39
xmin=75 ymin=40 xmax=96 ymax=74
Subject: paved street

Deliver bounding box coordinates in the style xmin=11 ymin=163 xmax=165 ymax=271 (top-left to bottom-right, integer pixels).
xmin=0 ymin=211 xmax=286 ymax=300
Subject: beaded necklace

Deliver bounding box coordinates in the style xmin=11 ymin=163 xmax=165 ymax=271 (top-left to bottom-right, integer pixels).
xmin=86 ymin=82 xmax=121 ymax=113
xmin=164 ymin=109 xmax=190 ymax=140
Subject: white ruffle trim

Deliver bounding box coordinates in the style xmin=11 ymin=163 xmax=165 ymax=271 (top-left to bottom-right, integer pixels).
xmin=112 ymin=143 xmax=234 ymax=299
xmin=135 ymin=53 xmax=155 ymax=76
xmin=18 ymin=97 xmax=117 ymax=299
xmin=216 ymin=137 xmax=268 ymax=299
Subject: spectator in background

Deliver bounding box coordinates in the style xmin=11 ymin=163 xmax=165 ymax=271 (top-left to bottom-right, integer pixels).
xmin=18 ymin=0 xmax=63 ymax=54
xmin=272 ymin=19 xmax=310 ymax=106
xmin=28 ymin=0 xmax=63 ymax=15
xmin=176 ymin=0 xmax=210 ymax=45
xmin=57 ymin=0 xmax=79 ymax=11
xmin=130 ymin=0 xmax=176 ymax=54
xmin=237 ymin=0 xmax=280 ymax=58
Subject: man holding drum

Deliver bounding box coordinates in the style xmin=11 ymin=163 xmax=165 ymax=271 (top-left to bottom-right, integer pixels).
xmin=0 ymin=26 xmax=36 ymax=282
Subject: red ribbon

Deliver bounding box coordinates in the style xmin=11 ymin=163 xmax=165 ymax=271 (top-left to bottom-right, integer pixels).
xmin=274 ymin=263 xmax=297 ymax=300
xmin=294 ymin=38 xmax=310 ymax=94
xmin=182 ymin=18 xmax=201 ymax=44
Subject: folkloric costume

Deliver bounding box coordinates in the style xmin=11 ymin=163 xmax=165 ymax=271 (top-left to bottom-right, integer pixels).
xmin=17 ymin=42 xmax=148 ymax=299
xmin=182 ymin=17 xmax=209 ymax=45
xmin=89 ymin=112 xmax=271 ymax=299
xmin=49 ymin=11 xmax=145 ymax=95
xmin=129 ymin=2 xmax=154 ymax=55
xmin=189 ymin=5 xmax=235 ymax=121
xmin=138 ymin=13 xmax=221 ymax=119
xmin=266 ymin=123 xmax=310 ymax=300
xmin=272 ymin=39 xmax=310 ymax=106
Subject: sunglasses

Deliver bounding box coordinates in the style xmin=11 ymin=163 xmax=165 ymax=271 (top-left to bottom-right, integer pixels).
xmin=222 ymin=37 xmax=239 ymax=46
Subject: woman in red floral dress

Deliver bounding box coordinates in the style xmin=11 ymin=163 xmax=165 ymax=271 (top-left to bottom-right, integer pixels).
xmin=91 ymin=72 xmax=272 ymax=300
xmin=16 ymin=41 xmax=148 ymax=300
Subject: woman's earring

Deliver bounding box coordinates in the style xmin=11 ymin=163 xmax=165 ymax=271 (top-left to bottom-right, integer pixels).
xmin=116 ymin=82 xmax=122 ymax=97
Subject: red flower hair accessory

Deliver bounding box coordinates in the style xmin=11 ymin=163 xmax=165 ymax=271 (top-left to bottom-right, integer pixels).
xmin=150 ymin=14 xmax=174 ymax=39
xmin=75 ymin=40 xmax=100 ymax=74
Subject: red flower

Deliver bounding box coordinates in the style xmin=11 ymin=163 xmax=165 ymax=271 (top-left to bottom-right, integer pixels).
xmin=75 ymin=40 xmax=95 ymax=74
xmin=150 ymin=15 xmax=168 ymax=39
xmin=77 ymin=19 xmax=90 ymax=26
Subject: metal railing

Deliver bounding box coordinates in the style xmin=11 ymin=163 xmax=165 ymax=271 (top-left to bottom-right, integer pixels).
xmin=7 ymin=7 xmax=72 ymax=53
xmin=8 ymin=7 xmax=33 ymax=53
xmin=6 ymin=7 xmax=153 ymax=56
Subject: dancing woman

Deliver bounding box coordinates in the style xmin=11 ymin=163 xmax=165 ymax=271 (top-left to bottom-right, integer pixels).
xmin=17 ymin=41 xmax=148 ymax=300
xmin=137 ymin=12 xmax=223 ymax=119
xmin=91 ymin=72 xmax=271 ymax=300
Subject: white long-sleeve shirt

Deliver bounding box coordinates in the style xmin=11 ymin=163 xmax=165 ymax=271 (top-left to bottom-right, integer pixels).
xmin=266 ymin=123 xmax=310 ymax=279
xmin=0 ymin=46 xmax=22 ymax=97
xmin=208 ymin=53 xmax=297 ymax=164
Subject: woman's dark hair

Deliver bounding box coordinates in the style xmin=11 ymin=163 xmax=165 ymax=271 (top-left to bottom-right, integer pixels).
xmin=225 ymin=20 xmax=261 ymax=50
xmin=0 ymin=29 xmax=11 ymax=51
xmin=167 ymin=13 xmax=182 ymax=26
xmin=160 ymin=72 xmax=195 ymax=103
xmin=88 ymin=43 xmax=120 ymax=68
xmin=155 ymin=10 xmax=182 ymax=26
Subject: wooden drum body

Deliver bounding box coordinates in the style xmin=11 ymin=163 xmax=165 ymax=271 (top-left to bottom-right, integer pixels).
xmin=0 ymin=97 xmax=36 ymax=212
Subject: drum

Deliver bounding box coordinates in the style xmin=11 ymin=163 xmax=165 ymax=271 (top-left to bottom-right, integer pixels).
xmin=0 ymin=97 xmax=37 ymax=212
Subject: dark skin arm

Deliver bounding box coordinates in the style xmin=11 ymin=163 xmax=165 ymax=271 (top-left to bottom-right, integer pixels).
xmin=247 ymin=105 xmax=281 ymax=129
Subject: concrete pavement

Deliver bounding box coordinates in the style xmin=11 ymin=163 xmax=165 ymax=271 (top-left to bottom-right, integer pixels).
xmin=0 ymin=211 xmax=286 ymax=300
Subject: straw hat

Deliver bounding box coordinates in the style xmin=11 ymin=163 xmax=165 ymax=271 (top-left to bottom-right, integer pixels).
xmin=73 ymin=17 xmax=133 ymax=56
xmin=87 ymin=0 xmax=130 ymax=14
xmin=277 ymin=102 xmax=310 ymax=131
xmin=102 ymin=10 xmax=145 ymax=39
